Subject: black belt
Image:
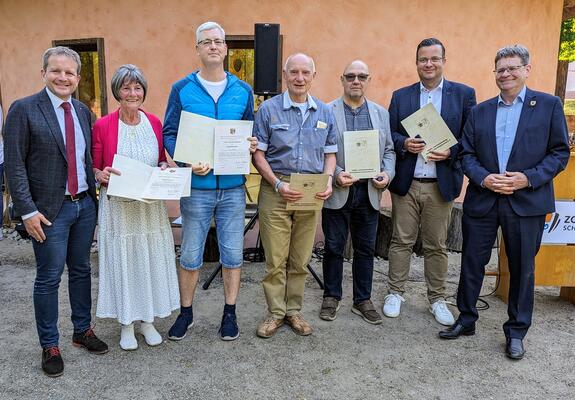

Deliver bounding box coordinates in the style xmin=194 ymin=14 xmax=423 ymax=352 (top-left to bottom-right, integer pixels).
xmin=64 ymin=191 xmax=88 ymax=202
xmin=413 ymin=177 xmax=438 ymax=183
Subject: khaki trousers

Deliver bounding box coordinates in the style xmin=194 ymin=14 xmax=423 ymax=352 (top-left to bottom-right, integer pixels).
xmin=388 ymin=180 xmax=452 ymax=303
xmin=258 ymin=180 xmax=319 ymax=318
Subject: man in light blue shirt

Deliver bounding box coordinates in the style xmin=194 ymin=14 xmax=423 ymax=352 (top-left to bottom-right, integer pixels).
xmin=253 ymin=53 xmax=337 ymax=338
xmin=496 ymin=86 xmax=526 ymax=174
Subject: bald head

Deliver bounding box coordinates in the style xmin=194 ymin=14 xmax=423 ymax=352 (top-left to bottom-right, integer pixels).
xmin=283 ymin=52 xmax=317 ymax=103
xmin=284 ymin=53 xmax=315 ymax=73
xmin=341 ymin=60 xmax=371 ymax=104
xmin=343 ymin=60 xmax=369 ymax=75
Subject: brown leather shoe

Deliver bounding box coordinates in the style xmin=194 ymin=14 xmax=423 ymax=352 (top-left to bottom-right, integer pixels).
xmin=256 ymin=317 xmax=284 ymax=338
xmin=319 ymin=297 xmax=340 ymax=321
xmin=285 ymin=314 xmax=313 ymax=336
xmin=351 ymin=299 xmax=383 ymax=325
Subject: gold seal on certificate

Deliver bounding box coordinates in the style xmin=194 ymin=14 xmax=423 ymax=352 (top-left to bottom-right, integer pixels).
xmin=286 ymin=173 xmax=330 ymax=211
xmin=343 ymin=129 xmax=380 ymax=179
xmin=400 ymin=103 xmax=457 ymax=161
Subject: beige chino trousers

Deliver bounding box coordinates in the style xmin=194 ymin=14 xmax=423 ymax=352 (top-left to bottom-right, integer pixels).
xmin=388 ymin=180 xmax=452 ymax=303
xmin=258 ymin=180 xmax=320 ymax=319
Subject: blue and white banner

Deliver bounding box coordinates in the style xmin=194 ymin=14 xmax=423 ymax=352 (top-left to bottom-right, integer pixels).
xmin=542 ymin=201 xmax=575 ymax=244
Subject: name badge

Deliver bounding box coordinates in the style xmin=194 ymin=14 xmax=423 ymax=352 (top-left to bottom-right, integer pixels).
xmin=316 ymin=120 xmax=327 ymax=129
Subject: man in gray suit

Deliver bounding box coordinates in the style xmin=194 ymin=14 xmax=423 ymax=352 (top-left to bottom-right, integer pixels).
xmin=320 ymin=60 xmax=396 ymax=323
xmin=4 ymin=46 xmax=108 ymax=378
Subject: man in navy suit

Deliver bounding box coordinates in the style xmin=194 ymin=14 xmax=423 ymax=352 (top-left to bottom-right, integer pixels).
xmin=439 ymin=45 xmax=570 ymax=360
xmin=4 ymin=47 xmax=108 ymax=377
xmin=385 ymin=38 xmax=476 ymax=325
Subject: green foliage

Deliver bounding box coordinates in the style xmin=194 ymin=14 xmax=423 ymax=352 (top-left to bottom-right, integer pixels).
xmin=560 ymin=18 xmax=575 ymax=62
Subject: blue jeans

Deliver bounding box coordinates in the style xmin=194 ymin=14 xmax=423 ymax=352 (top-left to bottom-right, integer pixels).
xmin=322 ymin=183 xmax=379 ymax=303
xmin=32 ymin=195 xmax=97 ymax=348
xmin=180 ymin=186 xmax=245 ymax=270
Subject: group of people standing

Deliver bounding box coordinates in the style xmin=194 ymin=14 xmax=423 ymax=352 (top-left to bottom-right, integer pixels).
xmin=2 ymin=20 xmax=570 ymax=378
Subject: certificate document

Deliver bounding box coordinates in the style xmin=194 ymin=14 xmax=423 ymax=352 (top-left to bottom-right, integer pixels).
xmin=174 ymin=111 xmax=216 ymax=166
xmin=286 ymin=174 xmax=330 ymax=211
xmin=174 ymin=111 xmax=254 ymax=171
xmin=107 ymin=154 xmax=191 ymax=201
xmin=343 ymin=129 xmax=380 ymax=179
xmin=213 ymin=125 xmax=252 ymax=175
xmin=400 ymin=103 xmax=457 ymax=161
xmin=142 ymin=168 xmax=192 ymax=200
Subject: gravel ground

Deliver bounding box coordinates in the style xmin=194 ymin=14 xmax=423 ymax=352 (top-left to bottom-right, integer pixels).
xmin=0 ymin=232 xmax=574 ymax=400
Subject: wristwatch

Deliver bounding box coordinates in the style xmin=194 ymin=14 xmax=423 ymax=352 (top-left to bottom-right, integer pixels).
xmin=274 ymin=179 xmax=283 ymax=193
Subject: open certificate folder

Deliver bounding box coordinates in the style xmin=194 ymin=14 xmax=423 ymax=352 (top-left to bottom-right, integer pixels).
xmin=106 ymin=154 xmax=191 ymax=202
xmin=173 ymin=111 xmax=253 ymax=174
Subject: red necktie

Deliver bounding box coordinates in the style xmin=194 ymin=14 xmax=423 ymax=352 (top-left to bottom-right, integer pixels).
xmin=61 ymin=102 xmax=78 ymax=196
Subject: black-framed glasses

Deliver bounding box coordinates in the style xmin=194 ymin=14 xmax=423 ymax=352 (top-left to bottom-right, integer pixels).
xmin=493 ymin=65 xmax=525 ymax=76
xmin=197 ymin=38 xmax=226 ymax=47
xmin=343 ymin=74 xmax=370 ymax=82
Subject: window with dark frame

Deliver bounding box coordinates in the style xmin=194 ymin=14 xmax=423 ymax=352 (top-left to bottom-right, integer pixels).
xmin=53 ymin=38 xmax=107 ymax=122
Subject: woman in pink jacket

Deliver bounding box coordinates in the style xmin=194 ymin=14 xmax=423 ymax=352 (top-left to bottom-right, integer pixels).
xmin=92 ymin=65 xmax=179 ymax=351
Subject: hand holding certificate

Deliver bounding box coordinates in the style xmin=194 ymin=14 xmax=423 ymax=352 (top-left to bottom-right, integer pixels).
xmin=400 ymin=103 xmax=457 ymax=161
xmin=174 ymin=111 xmax=254 ymax=174
xmin=285 ymin=174 xmax=330 ymax=211
xmin=343 ymin=129 xmax=380 ymax=179
xmin=107 ymin=154 xmax=191 ymax=202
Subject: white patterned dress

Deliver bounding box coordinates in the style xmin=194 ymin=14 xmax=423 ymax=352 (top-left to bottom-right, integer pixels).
xmin=96 ymin=111 xmax=180 ymax=325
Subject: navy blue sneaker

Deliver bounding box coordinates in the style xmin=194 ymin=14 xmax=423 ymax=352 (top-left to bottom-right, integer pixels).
xmin=219 ymin=312 xmax=239 ymax=341
xmin=168 ymin=312 xmax=194 ymax=341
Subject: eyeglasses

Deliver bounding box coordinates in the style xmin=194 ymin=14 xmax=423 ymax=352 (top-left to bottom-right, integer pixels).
xmin=197 ymin=38 xmax=225 ymax=47
xmin=343 ymin=74 xmax=370 ymax=82
xmin=417 ymin=57 xmax=444 ymax=65
xmin=493 ymin=65 xmax=525 ymax=76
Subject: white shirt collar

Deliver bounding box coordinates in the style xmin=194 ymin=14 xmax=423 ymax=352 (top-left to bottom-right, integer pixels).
xmin=420 ymin=78 xmax=444 ymax=93
xmin=45 ymin=87 xmax=72 ymax=110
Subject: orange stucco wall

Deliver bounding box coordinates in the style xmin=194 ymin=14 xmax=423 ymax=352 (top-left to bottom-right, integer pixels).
xmin=0 ymin=0 xmax=564 ymax=116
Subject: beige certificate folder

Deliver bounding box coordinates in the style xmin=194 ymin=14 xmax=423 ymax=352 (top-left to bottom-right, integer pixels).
xmin=343 ymin=129 xmax=380 ymax=179
xmin=286 ymin=174 xmax=330 ymax=211
xmin=400 ymin=103 xmax=457 ymax=161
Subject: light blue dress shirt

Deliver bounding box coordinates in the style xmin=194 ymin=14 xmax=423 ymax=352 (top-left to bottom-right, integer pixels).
xmin=255 ymin=91 xmax=338 ymax=175
xmin=495 ymin=85 xmax=526 ymax=173
xmin=415 ymin=79 xmax=443 ymax=178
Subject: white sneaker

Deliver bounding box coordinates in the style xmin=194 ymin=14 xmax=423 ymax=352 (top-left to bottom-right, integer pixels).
xmin=429 ymin=300 xmax=455 ymax=326
xmin=383 ymin=293 xmax=405 ymax=318
xmin=140 ymin=322 xmax=163 ymax=346
xmin=120 ymin=323 xmax=138 ymax=351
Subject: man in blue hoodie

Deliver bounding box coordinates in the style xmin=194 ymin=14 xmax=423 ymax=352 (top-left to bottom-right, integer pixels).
xmin=163 ymin=21 xmax=256 ymax=342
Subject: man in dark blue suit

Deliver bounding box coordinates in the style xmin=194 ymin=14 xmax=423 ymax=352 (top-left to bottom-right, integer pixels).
xmin=439 ymin=45 xmax=570 ymax=360
xmin=4 ymin=47 xmax=108 ymax=377
xmin=385 ymin=38 xmax=476 ymax=325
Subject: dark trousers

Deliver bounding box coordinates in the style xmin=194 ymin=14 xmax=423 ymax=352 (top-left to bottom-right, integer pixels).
xmin=457 ymin=196 xmax=545 ymax=339
xmin=32 ymin=195 xmax=97 ymax=348
xmin=322 ymin=183 xmax=379 ymax=303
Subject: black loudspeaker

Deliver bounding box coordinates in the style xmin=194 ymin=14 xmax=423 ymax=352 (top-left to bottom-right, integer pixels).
xmin=254 ymin=23 xmax=282 ymax=95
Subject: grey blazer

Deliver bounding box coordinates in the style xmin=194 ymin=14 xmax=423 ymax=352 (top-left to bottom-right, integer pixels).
xmin=324 ymin=97 xmax=396 ymax=210
xmin=4 ymin=89 xmax=97 ymax=221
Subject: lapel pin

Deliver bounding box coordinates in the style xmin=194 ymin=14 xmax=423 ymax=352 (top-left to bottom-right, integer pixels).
xmin=529 ymin=100 xmax=536 ymax=107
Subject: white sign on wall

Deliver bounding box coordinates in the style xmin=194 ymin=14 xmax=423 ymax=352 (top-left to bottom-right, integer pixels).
xmin=541 ymin=201 xmax=575 ymax=244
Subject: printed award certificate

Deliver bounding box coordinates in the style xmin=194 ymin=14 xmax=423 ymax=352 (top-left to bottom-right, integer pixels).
xmin=343 ymin=129 xmax=380 ymax=179
xmin=286 ymin=173 xmax=330 ymax=211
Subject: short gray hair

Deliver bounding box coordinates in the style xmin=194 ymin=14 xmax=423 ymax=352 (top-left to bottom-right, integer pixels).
xmin=111 ymin=64 xmax=148 ymax=102
xmin=196 ymin=21 xmax=225 ymax=43
xmin=42 ymin=46 xmax=81 ymax=74
xmin=284 ymin=53 xmax=316 ymax=73
xmin=495 ymin=45 xmax=530 ymax=67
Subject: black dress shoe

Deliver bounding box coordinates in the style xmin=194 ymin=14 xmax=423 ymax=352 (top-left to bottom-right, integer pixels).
xmin=72 ymin=328 xmax=109 ymax=354
xmin=438 ymin=322 xmax=476 ymax=339
xmin=505 ymin=338 xmax=525 ymax=360
xmin=42 ymin=346 xmax=64 ymax=377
